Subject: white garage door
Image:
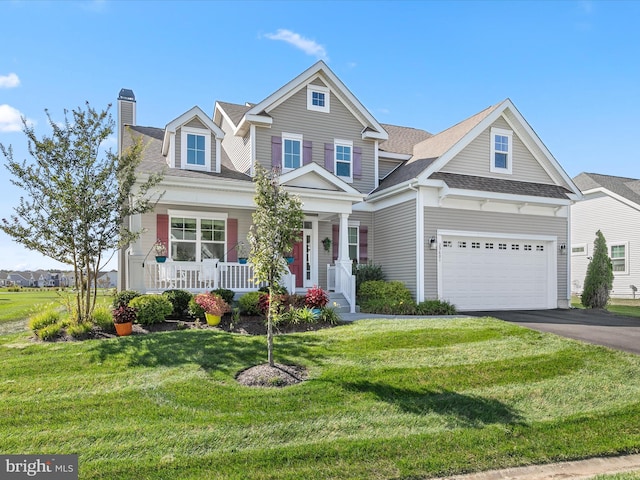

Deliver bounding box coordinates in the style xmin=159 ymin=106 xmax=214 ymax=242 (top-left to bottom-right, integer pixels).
xmin=440 ymin=234 xmax=555 ymax=311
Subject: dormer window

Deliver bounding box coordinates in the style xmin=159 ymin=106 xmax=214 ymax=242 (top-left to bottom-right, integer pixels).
xmin=490 ymin=127 xmax=512 ymax=174
xmin=307 ymin=85 xmax=330 ymax=113
xmin=181 ymin=126 xmax=211 ymax=171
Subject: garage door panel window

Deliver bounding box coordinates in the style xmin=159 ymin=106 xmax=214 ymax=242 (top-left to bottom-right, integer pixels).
xmin=610 ymin=243 xmax=628 ymax=274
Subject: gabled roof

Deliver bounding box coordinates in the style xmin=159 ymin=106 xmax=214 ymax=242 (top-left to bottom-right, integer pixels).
xmin=215 ymin=101 xmax=253 ymax=127
xmin=231 ymin=61 xmax=388 ymax=140
xmin=379 ymin=124 xmax=432 ymax=156
xmin=574 ymin=172 xmax=640 ymax=208
xmin=374 ymin=99 xmax=582 ymax=200
xmin=279 ymin=162 xmax=362 ymax=198
xmin=162 ymin=106 xmax=225 ymax=155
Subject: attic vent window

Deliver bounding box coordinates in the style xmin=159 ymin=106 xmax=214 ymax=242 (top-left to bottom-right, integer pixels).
xmin=307 ymin=85 xmax=330 ymax=113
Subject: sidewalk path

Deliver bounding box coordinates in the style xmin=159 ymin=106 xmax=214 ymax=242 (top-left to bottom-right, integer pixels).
xmin=440 ymin=454 xmax=640 ymax=479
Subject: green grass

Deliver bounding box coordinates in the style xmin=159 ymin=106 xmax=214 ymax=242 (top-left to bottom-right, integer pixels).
xmin=594 ymin=472 xmax=640 ymax=479
xmin=571 ymin=296 xmax=640 ymax=318
xmin=3 ymin=317 xmax=640 ymax=479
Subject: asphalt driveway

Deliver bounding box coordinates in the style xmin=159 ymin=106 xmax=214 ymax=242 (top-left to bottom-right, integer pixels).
xmin=466 ymin=308 xmax=640 ymax=355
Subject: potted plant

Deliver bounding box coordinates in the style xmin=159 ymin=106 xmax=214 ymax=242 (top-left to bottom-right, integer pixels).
xmin=194 ymin=292 xmax=231 ymax=326
xmin=154 ymin=239 xmax=168 ymax=263
xmin=236 ymin=242 xmax=249 ymax=264
xmin=305 ymin=285 xmax=329 ymax=316
xmin=112 ymin=305 xmax=136 ymax=336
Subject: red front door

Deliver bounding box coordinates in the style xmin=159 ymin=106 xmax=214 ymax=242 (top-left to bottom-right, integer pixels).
xmin=290 ymin=238 xmax=304 ymax=288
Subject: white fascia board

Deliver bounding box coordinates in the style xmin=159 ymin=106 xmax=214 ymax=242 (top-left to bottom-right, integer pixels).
xmin=444 ymin=187 xmax=572 ymax=206
xmin=162 ymin=106 xmax=225 ymax=155
xmin=437 ymin=229 xmax=558 ymax=242
xmin=367 ymin=179 xmax=417 ymax=202
xmin=280 ymin=162 xmax=362 ymax=196
xmin=581 ymin=187 xmax=640 ymax=212
xmin=378 ymin=151 xmax=411 ymax=161
xmin=235 ymin=114 xmax=272 ymax=136
xmin=213 ymin=102 xmax=236 ymax=130
xmin=362 ymin=129 xmax=388 ymax=141
xmin=285 ymin=186 xmax=364 ymax=204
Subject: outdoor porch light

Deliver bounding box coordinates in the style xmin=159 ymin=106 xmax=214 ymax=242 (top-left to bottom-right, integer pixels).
xmin=559 ymin=243 xmax=567 ymax=254
xmin=429 ymin=237 xmax=437 ymax=250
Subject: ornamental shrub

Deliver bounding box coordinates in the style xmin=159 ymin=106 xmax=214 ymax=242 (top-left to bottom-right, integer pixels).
xmin=212 ymin=288 xmax=235 ymax=305
xmin=416 ymin=299 xmax=457 ymax=315
xmin=305 ymin=285 xmax=328 ymax=308
xmin=92 ymin=306 xmax=116 ymax=333
xmin=358 ymin=280 xmax=416 ymax=314
xmin=37 ymin=323 xmax=62 ymax=341
xmin=354 ymin=263 xmax=385 ymax=293
xmin=66 ymin=321 xmax=93 ymax=338
xmin=188 ymin=297 xmax=205 ymax=320
xmin=238 ymin=291 xmax=264 ymax=316
xmin=128 ymin=295 xmax=172 ymax=325
xmin=28 ymin=308 xmax=61 ymax=331
xmin=193 ymin=293 xmax=231 ymax=317
xmin=581 ymin=229 xmax=614 ymax=308
xmin=162 ymin=289 xmax=192 ymax=317
xmin=112 ymin=290 xmax=140 ymax=309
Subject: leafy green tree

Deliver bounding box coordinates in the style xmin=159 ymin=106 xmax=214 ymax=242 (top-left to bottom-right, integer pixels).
xmin=581 ymin=230 xmax=614 ymax=309
xmin=247 ymin=164 xmax=304 ymax=366
xmin=0 ymin=103 xmax=163 ymax=323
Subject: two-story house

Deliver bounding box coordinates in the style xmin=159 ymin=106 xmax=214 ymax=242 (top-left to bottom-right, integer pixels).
xmin=118 ymin=61 xmax=581 ymax=312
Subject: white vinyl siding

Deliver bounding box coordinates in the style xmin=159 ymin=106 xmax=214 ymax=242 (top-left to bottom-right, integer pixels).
xmin=219 ymin=114 xmax=252 ymax=174
xmin=610 ymin=243 xmax=629 ymax=274
xmin=571 ymin=194 xmax=640 ymax=298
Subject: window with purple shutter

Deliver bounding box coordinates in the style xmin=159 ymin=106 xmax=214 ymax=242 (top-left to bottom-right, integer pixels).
xmin=303 ymin=140 xmax=312 ymax=165
xmin=324 ymin=143 xmax=334 ymax=172
xmin=353 ymin=146 xmax=362 ymax=179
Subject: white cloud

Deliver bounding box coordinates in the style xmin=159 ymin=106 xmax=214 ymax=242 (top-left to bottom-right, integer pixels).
xmin=0 ymin=104 xmax=34 ymax=133
xmin=264 ymin=29 xmax=328 ymax=60
xmin=0 ymin=73 xmax=20 ymax=89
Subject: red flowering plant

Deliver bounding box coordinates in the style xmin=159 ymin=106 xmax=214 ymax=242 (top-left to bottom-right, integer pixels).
xmin=112 ymin=305 xmax=137 ymax=324
xmin=194 ymin=293 xmax=231 ymax=317
xmin=305 ymin=285 xmax=329 ymax=309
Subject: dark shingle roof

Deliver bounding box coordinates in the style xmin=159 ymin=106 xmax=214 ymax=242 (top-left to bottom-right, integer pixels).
xmin=429 ymin=172 xmax=573 ymax=199
xmin=379 ymin=124 xmax=432 ymax=155
xmin=216 ymin=101 xmax=253 ymax=126
xmin=374 ymin=157 xmax=438 ymax=192
xmin=573 ymin=172 xmax=640 ymax=206
xmin=126 ymin=126 xmax=251 ymax=182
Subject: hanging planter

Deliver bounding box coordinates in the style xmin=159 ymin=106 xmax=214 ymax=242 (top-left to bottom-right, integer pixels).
xmin=285 ymin=256 xmax=295 ymax=264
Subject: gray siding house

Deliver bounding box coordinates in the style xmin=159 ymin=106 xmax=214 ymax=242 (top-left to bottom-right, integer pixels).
xmin=119 ymin=61 xmax=581 ymax=311
xmin=571 ymin=173 xmax=640 ymax=299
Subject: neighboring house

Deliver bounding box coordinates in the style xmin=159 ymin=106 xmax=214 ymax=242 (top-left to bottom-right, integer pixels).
xmin=7 ymin=272 xmax=33 ymax=287
xmin=571 ymin=172 xmax=640 ymax=299
xmin=0 ymin=271 xmax=8 ymax=287
xmin=97 ymin=271 xmax=118 ymax=289
xmin=118 ymin=61 xmax=581 ymax=311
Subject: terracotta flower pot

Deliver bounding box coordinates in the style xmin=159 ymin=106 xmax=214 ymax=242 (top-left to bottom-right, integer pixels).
xmin=114 ymin=321 xmax=133 ymax=336
xmin=205 ymin=313 xmax=221 ymax=326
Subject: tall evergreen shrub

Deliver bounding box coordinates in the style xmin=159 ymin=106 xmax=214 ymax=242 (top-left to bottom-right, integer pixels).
xmin=581 ymin=230 xmax=613 ymax=309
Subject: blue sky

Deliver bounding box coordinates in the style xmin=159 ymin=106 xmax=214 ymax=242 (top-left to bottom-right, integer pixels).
xmin=1 ymin=0 xmax=638 ymax=271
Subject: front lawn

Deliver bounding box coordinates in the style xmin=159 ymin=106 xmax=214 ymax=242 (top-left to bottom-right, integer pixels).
xmin=571 ymin=296 xmax=640 ymax=318
xmin=2 ymin=317 xmax=640 ymax=479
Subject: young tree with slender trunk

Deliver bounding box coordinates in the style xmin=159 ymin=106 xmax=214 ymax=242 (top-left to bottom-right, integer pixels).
xmin=0 ymin=103 xmax=163 ymax=323
xmin=581 ymin=229 xmax=614 ymax=309
xmin=247 ymin=163 xmax=304 ymax=366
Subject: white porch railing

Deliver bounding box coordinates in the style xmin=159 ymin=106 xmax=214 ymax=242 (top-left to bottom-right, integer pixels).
xmin=144 ymin=261 xmax=296 ymax=293
xmin=327 ymin=263 xmax=356 ymax=313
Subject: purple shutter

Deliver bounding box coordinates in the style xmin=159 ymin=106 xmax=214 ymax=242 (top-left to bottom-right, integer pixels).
xmin=359 ymin=225 xmax=368 ymax=264
xmin=271 ymin=136 xmax=282 ymax=169
xmin=332 ymin=224 xmax=339 ymax=261
xmin=227 ymin=218 xmax=238 ymax=262
xmin=324 ymin=143 xmax=334 ymax=172
xmin=353 ymin=146 xmax=362 ymax=179
xmin=303 ymin=140 xmax=312 ymax=165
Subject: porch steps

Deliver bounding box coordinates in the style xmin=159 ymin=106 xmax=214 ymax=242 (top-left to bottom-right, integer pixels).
xmin=328 ymin=292 xmax=357 ymax=313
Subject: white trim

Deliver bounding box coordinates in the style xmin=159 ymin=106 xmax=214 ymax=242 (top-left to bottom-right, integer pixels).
xmin=166 ymin=212 xmax=229 ymax=263
xmin=334 ymin=139 xmax=353 ymax=183
xmin=168 ymin=133 xmax=175 ymax=168
xmin=250 ymin=124 xmax=256 ymax=177
xmin=374 ymin=140 xmax=380 ymax=188
xmin=162 ymin=106 xmax=224 ymax=155
xmin=215 ymin=138 xmax=221 ymax=173
xmin=610 ymin=241 xmax=629 ymax=275
xmin=167 ymin=210 xmax=228 ymax=220
xmin=571 ymin=243 xmax=587 ymax=256
xmin=307 ymin=84 xmax=330 ymax=113
xmin=436 ymin=229 xmax=557 ymax=310
xmin=415 ymin=185 xmax=425 ymax=302
xmin=181 ymin=126 xmax=211 ymax=172
xmin=282 ymin=132 xmax=303 ymax=171
xmin=490 ymin=127 xmax=513 ymax=174
xmin=378 ymin=151 xmax=412 ymax=161
xmin=582 ymin=187 xmax=640 ymax=212
xmin=279 ymin=161 xmax=362 ymax=196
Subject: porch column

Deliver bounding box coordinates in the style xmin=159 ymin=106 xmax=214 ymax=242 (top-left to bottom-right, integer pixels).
xmin=337 ymin=213 xmax=350 ymax=263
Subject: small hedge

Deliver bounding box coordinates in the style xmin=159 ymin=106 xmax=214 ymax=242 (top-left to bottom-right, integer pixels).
xmin=358 ymin=280 xmax=415 ymax=314
xmin=238 ymin=291 xmax=264 ymax=316
xmin=113 ymin=290 xmax=141 ymax=309
xmin=128 ymin=295 xmax=172 ymax=325
xmin=417 ymin=299 xmax=457 ymax=315
xmin=92 ymin=306 xmax=115 ymax=333
xmin=354 ymin=263 xmax=385 ymax=293
xmin=212 ymin=288 xmax=235 ymax=305
xmin=162 ymin=290 xmax=192 ymax=317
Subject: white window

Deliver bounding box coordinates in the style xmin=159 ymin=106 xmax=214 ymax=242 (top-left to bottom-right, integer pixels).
xmin=348 ymin=226 xmax=359 ymax=261
xmin=490 ymin=127 xmax=513 ymax=174
xmin=610 ymin=243 xmax=628 ymax=274
xmin=169 ymin=213 xmax=227 ymax=262
xmin=571 ymin=244 xmax=587 ymax=256
xmin=282 ymin=133 xmax=303 ymax=170
xmin=181 ymin=126 xmax=211 ymax=171
xmin=335 ymin=139 xmax=353 ymax=181
xmin=307 ymin=85 xmax=330 ymax=113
